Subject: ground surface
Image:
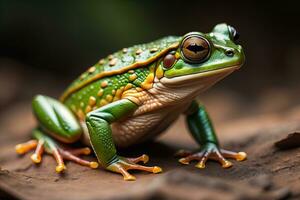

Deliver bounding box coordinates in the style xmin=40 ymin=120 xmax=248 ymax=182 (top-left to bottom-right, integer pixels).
xmin=0 ymin=66 xmax=300 ymax=199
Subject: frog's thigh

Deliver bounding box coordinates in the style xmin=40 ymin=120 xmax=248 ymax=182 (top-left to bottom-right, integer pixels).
xmin=32 ymin=95 xmax=82 ymax=143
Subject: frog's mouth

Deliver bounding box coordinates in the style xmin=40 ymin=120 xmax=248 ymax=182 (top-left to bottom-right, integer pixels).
xmin=159 ymin=65 xmax=241 ymax=88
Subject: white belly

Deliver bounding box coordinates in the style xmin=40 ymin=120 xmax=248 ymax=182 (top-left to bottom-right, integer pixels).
xmin=111 ymin=103 xmax=189 ymax=147
xmin=80 ymin=103 xmax=188 ymax=148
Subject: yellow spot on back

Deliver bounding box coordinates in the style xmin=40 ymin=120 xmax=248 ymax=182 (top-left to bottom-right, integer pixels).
xmin=150 ymin=47 xmax=158 ymax=53
xmin=136 ymin=49 xmax=143 ymax=55
xmin=155 ymin=66 xmax=164 ymax=79
xmin=100 ymin=99 xmax=108 ymax=107
xmin=101 ymin=81 xmax=108 ymax=88
xmin=149 ymin=64 xmax=155 ymax=73
xmin=88 ymin=66 xmax=96 ymax=73
xmin=122 ymin=48 xmax=128 ymax=53
xmin=128 ymin=70 xmax=134 ymax=74
xmin=89 ymin=96 xmax=96 ymax=106
xmin=112 ymin=89 xmax=116 ymax=95
xmin=80 ymin=102 xmax=85 ymax=108
xmin=106 ymin=95 xmax=113 ymax=102
xmin=109 ymin=58 xmax=118 ymax=66
xmin=124 ymin=83 xmax=133 ymax=91
xmin=98 ymin=59 xmax=105 ymax=64
xmin=113 ymin=96 xmax=120 ymax=102
xmin=141 ymin=73 xmax=154 ymax=90
xmin=77 ymin=109 xmax=85 ymax=120
xmin=129 ymin=74 xmax=137 ymax=81
xmin=71 ymin=105 xmax=76 ymax=112
xmin=85 ymin=105 xmax=92 ymax=113
xmin=80 ymin=74 xmax=85 ymax=80
xmin=97 ymin=89 xmax=104 ymax=97
xmin=114 ymin=86 xmax=124 ymax=101
xmin=108 ymin=55 xmax=114 ymax=60
xmin=175 ymin=52 xmax=181 ymax=59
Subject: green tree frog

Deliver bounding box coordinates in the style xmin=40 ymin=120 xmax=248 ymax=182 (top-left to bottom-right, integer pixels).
xmin=16 ymin=23 xmax=247 ymax=181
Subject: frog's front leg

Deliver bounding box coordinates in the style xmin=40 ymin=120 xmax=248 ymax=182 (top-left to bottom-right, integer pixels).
xmin=177 ymin=101 xmax=247 ymax=169
xmin=85 ymin=99 xmax=162 ymax=181
xmin=15 ymin=95 xmax=99 ymax=172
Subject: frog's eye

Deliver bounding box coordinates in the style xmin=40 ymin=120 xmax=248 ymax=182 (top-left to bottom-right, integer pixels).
xmin=228 ymin=25 xmax=239 ymax=41
xmin=163 ymin=54 xmax=176 ymax=69
xmin=181 ymin=36 xmax=210 ymax=63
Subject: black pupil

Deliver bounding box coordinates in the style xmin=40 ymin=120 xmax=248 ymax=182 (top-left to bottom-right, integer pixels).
xmin=187 ymin=43 xmax=205 ymax=54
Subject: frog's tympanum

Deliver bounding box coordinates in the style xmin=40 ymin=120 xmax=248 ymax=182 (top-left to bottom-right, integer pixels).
xmin=16 ymin=24 xmax=247 ymax=181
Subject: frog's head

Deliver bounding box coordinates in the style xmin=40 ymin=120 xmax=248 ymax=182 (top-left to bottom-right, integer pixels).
xmin=159 ymin=23 xmax=245 ymax=88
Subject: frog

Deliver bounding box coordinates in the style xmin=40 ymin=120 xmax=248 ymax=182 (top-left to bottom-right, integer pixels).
xmin=16 ymin=23 xmax=247 ymax=181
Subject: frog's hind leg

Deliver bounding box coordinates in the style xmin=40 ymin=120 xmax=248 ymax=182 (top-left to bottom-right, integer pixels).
xmin=16 ymin=129 xmax=99 ymax=172
xmin=15 ymin=95 xmax=99 ymax=173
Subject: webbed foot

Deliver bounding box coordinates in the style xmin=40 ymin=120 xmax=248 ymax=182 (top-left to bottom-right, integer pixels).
xmin=106 ymin=154 xmax=162 ymax=181
xmin=176 ymin=143 xmax=247 ymax=169
xmin=15 ymin=132 xmax=99 ymax=173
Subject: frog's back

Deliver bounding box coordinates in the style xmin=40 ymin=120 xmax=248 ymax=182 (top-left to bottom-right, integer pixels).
xmin=61 ymin=36 xmax=181 ymax=120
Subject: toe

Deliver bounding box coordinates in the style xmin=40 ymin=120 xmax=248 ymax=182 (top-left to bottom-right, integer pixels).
xmin=56 ymin=164 xmax=66 ymax=173
xmin=214 ymin=150 xmax=233 ymax=168
xmin=31 ymin=140 xmax=44 ymax=164
xmin=117 ymin=166 xmax=136 ymax=181
xmin=141 ymin=154 xmax=149 ymax=164
xmin=15 ymin=140 xmax=38 ymax=154
xmin=195 ymin=152 xmax=209 ymax=169
xmin=68 ymin=147 xmax=91 ymax=156
xmin=90 ymin=162 xmax=99 ymax=169
xmin=31 ymin=154 xmax=42 ymax=163
xmin=236 ymin=152 xmax=247 ymax=161
xmin=178 ymin=158 xmax=190 ymax=165
xmin=152 ymin=166 xmax=162 ymax=173
xmin=127 ymin=163 xmax=163 ymax=174
xmin=124 ymin=174 xmax=136 ymax=181
xmin=60 ymin=149 xmax=99 ymax=169
xmin=222 ymin=160 xmax=233 ymax=168
xmin=195 ymin=162 xmax=205 ymax=169
xmin=107 ymin=156 xmax=161 ymax=181
xmin=127 ymin=154 xmax=149 ymax=164
xmin=220 ymin=149 xmax=247 ymax=161
xmin=178 ymin=151 xmax=206 ymax=165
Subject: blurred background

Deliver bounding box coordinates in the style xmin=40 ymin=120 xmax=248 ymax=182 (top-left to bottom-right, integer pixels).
xmin=0 ymin=0 xmax=300 ymax=119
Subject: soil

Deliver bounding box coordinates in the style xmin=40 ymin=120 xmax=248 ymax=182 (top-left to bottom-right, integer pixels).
xmin=0 ymin=66 xmax=300 ymax=199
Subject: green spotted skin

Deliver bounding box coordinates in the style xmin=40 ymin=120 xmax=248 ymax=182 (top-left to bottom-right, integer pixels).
xmin=64 ymin=64 xmax=155 ymax=116
xmin=67 ymin=36 xmax=180 ymax=89
xmin=61 ymin=36 xmax=181 ymax=118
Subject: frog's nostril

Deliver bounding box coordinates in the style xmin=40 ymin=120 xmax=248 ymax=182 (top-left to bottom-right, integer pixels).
xmin=225 ymin=49 xmax=234 ymax=57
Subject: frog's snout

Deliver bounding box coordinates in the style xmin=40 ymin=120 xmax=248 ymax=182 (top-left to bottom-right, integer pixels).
xmin=224 ymin=44 xmax=245 ymax=66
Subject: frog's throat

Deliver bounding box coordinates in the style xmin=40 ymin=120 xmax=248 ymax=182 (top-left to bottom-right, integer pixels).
xmin=159 ymin=65 xmax=241 ymax=87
